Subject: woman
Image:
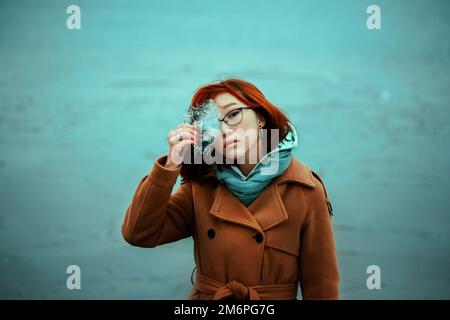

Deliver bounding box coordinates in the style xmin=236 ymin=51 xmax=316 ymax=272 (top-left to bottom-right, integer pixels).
xmin=121 ymin=78 xmax=339 ymax=300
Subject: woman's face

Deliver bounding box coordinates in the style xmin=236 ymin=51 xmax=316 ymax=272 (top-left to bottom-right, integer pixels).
xmin=213 ymin=92 xmax=265 ymax=164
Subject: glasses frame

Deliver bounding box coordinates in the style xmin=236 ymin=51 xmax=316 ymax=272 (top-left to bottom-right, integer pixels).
xmin=218 ymin=107 xmax=249 ymax=127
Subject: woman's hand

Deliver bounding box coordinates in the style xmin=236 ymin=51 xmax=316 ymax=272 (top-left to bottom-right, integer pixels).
xmin=165 ymin=124 xmax=201 ymax=168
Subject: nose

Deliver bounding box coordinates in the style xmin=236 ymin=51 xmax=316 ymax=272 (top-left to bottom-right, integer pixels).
xmin=220 ymin=123 xmax=234 ymax=134
xmin=221 ymin=126 xmax=236 ymax=141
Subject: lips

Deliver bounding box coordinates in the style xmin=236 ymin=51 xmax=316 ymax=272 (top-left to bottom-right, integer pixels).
xmin=224 ymin=138 xmax=239 ymax=147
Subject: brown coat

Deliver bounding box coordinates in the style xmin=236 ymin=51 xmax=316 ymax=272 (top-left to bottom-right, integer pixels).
xmin=122 ymin=154 xmax=339 ymax=300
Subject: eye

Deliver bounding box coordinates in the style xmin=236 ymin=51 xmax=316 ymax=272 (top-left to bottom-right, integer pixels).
xmin=227 ymin=110 xmax=240 ymax=119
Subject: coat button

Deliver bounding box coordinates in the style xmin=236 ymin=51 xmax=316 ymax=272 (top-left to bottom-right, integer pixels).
xmin=207 ymin=228 xmax=215 ymax=239
xmin=254 ymin=232 xmax=263 ymax=243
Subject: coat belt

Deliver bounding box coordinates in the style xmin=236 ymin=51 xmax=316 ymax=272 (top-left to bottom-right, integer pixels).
xmin=193 ymin=270 xmax=298 ymax=300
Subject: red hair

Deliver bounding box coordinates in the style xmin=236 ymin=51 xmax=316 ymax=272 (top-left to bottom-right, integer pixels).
xmin=181 ymin=77 xmax=291 ymax=183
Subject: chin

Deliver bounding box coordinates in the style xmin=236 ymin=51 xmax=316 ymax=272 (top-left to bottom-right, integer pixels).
xmin=224 ymin=147 xmax=247 ymax=164
xmin=215 ymin=146 xmax=246 ymax=164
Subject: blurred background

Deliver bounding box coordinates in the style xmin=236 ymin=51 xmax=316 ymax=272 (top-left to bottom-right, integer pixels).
xmin=0 ymin=0 xmax=449 ymax=299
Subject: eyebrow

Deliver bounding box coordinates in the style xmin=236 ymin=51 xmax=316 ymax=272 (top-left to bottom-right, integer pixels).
xmin=219 ymin=102 xmax=238 ymax=109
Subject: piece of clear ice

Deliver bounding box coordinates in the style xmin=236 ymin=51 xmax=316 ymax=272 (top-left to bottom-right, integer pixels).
xmin=183 ymin=99 xmax=222 ymax=155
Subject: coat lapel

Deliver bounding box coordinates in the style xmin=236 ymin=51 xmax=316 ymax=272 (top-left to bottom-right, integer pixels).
xmin=208 ymin=156 xmax=316 ymax=233
xmin=209 ymin=184 xmax=263 ymax=233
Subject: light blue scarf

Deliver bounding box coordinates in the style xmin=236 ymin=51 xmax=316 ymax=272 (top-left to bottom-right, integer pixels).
xmin=215 ymin=122 xmax=298 ymax=206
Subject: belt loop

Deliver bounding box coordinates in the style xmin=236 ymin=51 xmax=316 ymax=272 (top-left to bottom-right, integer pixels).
xmin=190 ymin=265 xmax=197 ymax=286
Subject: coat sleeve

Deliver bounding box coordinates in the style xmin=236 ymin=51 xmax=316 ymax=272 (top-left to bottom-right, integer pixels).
xmin=298 ymin=172 xmax=339 ymax=299
xmin=121 ymin=154 xmax=195 ymax=248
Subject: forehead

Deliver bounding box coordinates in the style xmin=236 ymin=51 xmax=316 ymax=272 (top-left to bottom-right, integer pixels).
xmin=214 ymin=92 xmax=245 ymax=109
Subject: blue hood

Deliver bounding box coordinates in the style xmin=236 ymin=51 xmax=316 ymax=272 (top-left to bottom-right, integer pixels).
xmin=229 ymin=121 xmax=298 ymax=180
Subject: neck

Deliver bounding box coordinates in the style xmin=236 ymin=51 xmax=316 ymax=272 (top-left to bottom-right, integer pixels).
xmin=237 ymin=138 xmax=266 ymax=177
xmin=238 ymin=163 xmax=255 ymax=177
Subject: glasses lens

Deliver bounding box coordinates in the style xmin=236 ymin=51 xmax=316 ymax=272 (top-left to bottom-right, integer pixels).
xmin=225 ymin=108 xmax=243 ymax=126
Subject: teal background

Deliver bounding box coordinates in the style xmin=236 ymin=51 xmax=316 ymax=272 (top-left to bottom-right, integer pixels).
xmin=0 ymin=0 xmax=449 ymax=299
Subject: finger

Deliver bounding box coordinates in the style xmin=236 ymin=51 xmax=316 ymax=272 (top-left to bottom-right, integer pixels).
xmin=169 ymin=131 xmax=189 ymax=144
xmin=169 ymin=133 xmax=181 ymax=145
xmin=169 ymin=129 xmax=200 ymax=144
xmin=173 ymin=138 xmax=196 ymax=150
xmin=174 ymin=126 xmax=198 ymax=139
xmin=169 ymin=127 xmax=193 ymax=140
xmin=180 ymin=124 xmax=202 ymax=135
xmin=176 ymin=123 xmax=200 ymax=132
xmin=170 ymin=139 xmax=196 ymax=161
xmin=169 ymin=131 xmax=198 ymax=145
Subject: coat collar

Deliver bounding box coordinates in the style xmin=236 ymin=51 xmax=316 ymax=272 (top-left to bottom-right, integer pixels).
xmin=274 ymin=155 xmax=316 ymax=188
xmin=208 ymin=156 xmax=316 ymax=233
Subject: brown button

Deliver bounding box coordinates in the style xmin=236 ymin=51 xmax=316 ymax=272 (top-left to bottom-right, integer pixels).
xmin=254 ymin=232 xmax=263 ymax=243
xmin=207 ymin=228 xmax=215 ymax=239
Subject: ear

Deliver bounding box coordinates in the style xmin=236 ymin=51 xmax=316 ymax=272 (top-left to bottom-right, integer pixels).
xmin=257 ymin=114 xmax=266 ymax=128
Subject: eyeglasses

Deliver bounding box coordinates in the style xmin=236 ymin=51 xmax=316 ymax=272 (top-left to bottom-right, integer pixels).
xmin=218 ymin=107 xmax=250 ymax=126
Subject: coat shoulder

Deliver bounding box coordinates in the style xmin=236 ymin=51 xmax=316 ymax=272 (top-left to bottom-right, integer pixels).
xmin=309 ymin=169 xmax=334 ymax=217
xmin=278 ymin=157 xmax=316 ymax=188
xmin=287 ymin=157 xmax=333 ymax=217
